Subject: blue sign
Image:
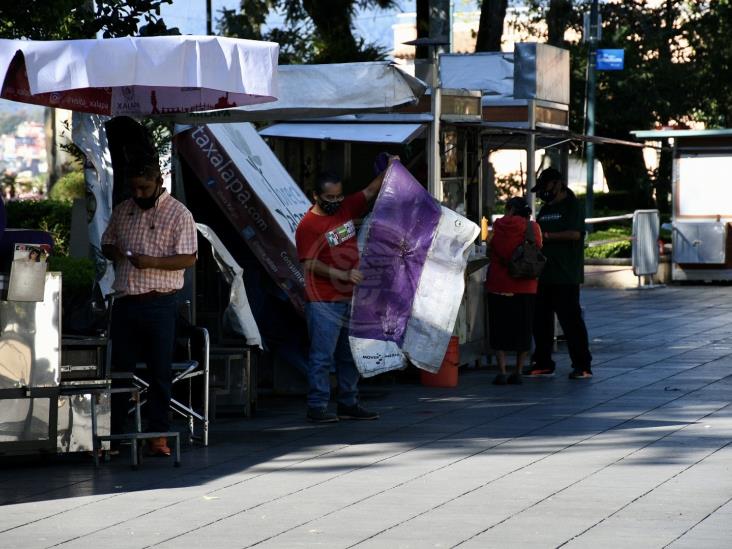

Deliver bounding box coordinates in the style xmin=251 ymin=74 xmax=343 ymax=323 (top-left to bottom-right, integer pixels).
xmin=596 ymin=49 xmax=624 ymax=71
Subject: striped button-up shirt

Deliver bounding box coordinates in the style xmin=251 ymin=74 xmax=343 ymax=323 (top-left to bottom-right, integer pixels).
xmin=101 ymin=190 xmax=197 ymax=295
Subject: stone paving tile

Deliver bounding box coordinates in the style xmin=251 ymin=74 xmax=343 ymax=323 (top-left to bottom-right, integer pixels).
xmin=1 ymin=287 xmax=732 ymax=549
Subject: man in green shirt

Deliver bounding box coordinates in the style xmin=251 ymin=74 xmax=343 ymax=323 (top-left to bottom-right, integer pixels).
xmin=525 ymin=168 xmax=593 ymax=380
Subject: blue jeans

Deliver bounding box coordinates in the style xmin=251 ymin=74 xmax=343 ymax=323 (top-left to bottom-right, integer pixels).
xmin=305 ymin=301 xmax=360 ymax=410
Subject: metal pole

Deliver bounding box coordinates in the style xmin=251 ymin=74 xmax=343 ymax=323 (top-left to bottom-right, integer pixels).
xmin=428 ymin=47 xmax=442 ymax=200
xmin=527 ymin=100 xmax=536 ymax=215
xmin=585 ymin=0 xmax=599 ymax=220
xmin=206 ymin=0 xmax=213 ymax=35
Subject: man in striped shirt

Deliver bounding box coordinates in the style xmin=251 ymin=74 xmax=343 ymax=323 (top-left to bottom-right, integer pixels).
xmin=102 ymin=154 xmax=197 ymax=457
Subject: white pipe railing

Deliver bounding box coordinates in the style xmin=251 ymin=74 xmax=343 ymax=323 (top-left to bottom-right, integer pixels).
xmin=585 ymin=212 xmax=634 ymax=248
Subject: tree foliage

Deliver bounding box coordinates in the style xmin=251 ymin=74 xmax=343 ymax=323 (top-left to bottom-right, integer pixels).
xmin=686 ymin=0 xmax=732 ymax=127
xmin=0 ymin=0 xmax=179 ymax=40
xmin=217 ymin=0 xmax=395 ymax=63
xmin=513 ymin=0 xmax=730 ymax=210
xmin=218 ymin=0 xmax=315 ymax=64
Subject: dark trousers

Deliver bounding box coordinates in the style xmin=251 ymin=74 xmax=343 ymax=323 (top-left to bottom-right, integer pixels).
xmin=532 ymin=283 xmax=592 ymax=371
xmin=110 ymin=293 xmax=177 ymax=434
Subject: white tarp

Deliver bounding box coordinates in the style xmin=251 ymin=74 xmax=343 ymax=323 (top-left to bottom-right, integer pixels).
xmin=440 ymin=52 xmax=515 ymax=102
xmin=196 ymin=223 xmax=262 ymax=348
xmin=0 ymin=36 xmax=277 ymax=95
xmin=402 ymin=207 xmax=479 ymax=372
xmin=176 ymin=62 xmax=427 ymax=123
xmin=0 ymin=36 xmax=278 ymax=115
xmin=71 ymin=112 xmax=115 ymax=297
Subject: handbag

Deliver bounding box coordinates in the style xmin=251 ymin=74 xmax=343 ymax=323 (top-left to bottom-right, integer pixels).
xmin=507 ymin=220 xmax=546 ymax=279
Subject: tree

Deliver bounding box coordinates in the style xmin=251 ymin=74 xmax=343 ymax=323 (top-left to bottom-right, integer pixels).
xmin=218 ymin=0 xmax=394 ymax=64
xmin=546 ymin=0 xmax=573 ymax=46
xmin=415 ymin=0 xmax=430 ymax=59
xmin=520 ymin=1 xmax=697 ymax=209
xmin=686 ymin=1 xmax=732 ymax=127
xmin=303 ymin=0 xmax=396 ymax=62
xmin=218 ymin=0 xmax=315 ymax=64
xmin=475 ymin=0 xmax=509 ymax=52
xmin=582 ymin=0 xmax=696 ymax=207
xmin=0 ymin=0 xmax=178 ymax=40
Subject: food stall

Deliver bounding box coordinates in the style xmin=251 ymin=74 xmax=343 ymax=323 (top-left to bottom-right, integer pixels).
xmin=632 ymin=128 xmax=732 ymax=282
xmin=257 ymin=42 xmax=573 ymax=366
xmin=0 ymin=35 xmax=279 ymax=456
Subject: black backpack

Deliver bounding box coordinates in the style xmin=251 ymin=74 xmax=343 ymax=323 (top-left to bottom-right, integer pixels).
xmin=508 ymin=220 xmax=546 ymax=279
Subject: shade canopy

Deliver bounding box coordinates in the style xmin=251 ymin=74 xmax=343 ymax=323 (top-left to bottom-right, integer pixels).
xmin=259 ymin=122 xmax=426 ymax=144
xmin=175 ymin=62 xmax=426 ymax=123
xmin=0 ymin=36 xmax=279 ymax=116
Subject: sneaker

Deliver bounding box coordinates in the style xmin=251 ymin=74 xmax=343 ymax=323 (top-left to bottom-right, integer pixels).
xmin=337 ymin=403 xmax=379 ymax=420
xmin=307 ymin=407 xmax=339 ymax=423
xmin=569 ymin=368 xmax=593 ymax=380
xmin=522 ymin=366 xmax=556 ymax=378
xmin=492 ymin=373 xmax=507 ymax=385
xmin=147 ymin=437 xmax=171 ymax=457
xmin=507 ymin=373 xmax=523 ymax=385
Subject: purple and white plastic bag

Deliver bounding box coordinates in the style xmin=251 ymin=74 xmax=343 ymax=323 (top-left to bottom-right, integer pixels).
xmin=350 ymin=162 xmax=480 ymax=376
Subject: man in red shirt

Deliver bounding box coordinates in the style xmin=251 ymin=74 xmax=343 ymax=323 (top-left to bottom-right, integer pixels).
xmin=296 ymin=159 xmax=396 ymax=422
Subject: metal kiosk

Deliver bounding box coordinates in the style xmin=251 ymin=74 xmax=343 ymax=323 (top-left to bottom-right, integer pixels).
xmin=0 ymin=271 xmax=113 ymax=457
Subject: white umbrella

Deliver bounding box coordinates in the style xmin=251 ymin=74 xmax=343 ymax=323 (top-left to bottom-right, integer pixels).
xmin=0 ymin=36 xmax=279 ymax=116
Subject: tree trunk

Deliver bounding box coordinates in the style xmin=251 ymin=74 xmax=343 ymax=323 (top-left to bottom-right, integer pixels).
xmin=416 ymin=0 xmax=429 ymax=59
xmin=302 ymin=0 xmax=359 ymax=62
xmin=546 ymin=0 xmax=573 ymax=46
xmin=475 ymin=0 xmax=508 ymax=52
xmin=597 ymin=145 xmax=649 ymax=197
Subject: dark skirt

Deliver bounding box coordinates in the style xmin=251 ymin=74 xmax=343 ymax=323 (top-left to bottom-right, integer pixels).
xmin=487 ymin=292 xmax=536 ymax=352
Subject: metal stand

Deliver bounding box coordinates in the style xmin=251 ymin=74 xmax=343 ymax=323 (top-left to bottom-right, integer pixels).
xmin=91 ymin=387 xmax=180 ymax=469
xmin=631 ymin=274 xmax=666 ymax=291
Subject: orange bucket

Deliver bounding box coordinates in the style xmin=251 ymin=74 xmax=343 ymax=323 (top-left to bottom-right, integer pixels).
xmin=420 ymin=336 xmax=460 ymax=388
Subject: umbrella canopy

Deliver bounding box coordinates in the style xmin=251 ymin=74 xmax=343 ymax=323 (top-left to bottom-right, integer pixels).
xmin=0 ymin=36 xmax=279 ymax=116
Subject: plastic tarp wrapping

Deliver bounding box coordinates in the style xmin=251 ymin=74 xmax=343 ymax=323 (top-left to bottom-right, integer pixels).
xmin=196 ymin=223 xmax=262 ymax=348
xmin=439 ymin=52 xmax=515 ymax=103
xmin=71 ymin=112 xmax=115 ymax=296
xmin=176 ymin=62 xmax=426 ymax=123
xmin=349 ymin=163 xmax=480 ymax=377
xmin=402 ymin=207 xmax=479 ymax=372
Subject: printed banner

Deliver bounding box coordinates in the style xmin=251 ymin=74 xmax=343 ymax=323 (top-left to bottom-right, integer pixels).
xmin=174 ymin=123 xmax=311 ymax=312
xmin=350 ymin=162 xmax=480 ymax=376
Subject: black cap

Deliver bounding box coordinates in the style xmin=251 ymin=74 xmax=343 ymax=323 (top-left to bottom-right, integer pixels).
xmin=531 ymin=167 xmax=562 ymax=192
xmin=505 ymin=196 xmax=531 ymax=215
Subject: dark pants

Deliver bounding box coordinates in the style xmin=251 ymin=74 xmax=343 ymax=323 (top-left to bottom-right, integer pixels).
xmin=110 ymin=293 xmax=178 ymax=434
xmin=532 ymin=283 xmax=592 ymax=371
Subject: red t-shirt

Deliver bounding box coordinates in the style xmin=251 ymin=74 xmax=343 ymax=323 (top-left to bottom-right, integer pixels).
xmin=295 ymin=192 xmax=368 ymax=302
xmin=485 ymin=215 xmax=543 ymax=295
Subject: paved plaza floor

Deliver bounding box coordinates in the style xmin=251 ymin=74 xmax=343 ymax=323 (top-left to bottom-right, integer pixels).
xmin=2 ymin=286 xmax=732 ymax=548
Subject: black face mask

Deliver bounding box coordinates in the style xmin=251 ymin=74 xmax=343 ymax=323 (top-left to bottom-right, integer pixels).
xmin=134 ymin=187 xmax=162 ymax=210
xmin=538 ymin=187 xmax=559 ymax=203
xmin=317 ymin=198 xmax=342 ymax=215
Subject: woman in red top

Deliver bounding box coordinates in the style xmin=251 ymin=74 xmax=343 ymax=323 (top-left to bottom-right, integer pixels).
xmin=486 ymin=196 xmax=543 ymax=385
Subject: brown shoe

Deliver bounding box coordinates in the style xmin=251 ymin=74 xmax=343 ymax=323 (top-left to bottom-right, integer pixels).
xmin=147 ymin=437 xmax=171 ymax=457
